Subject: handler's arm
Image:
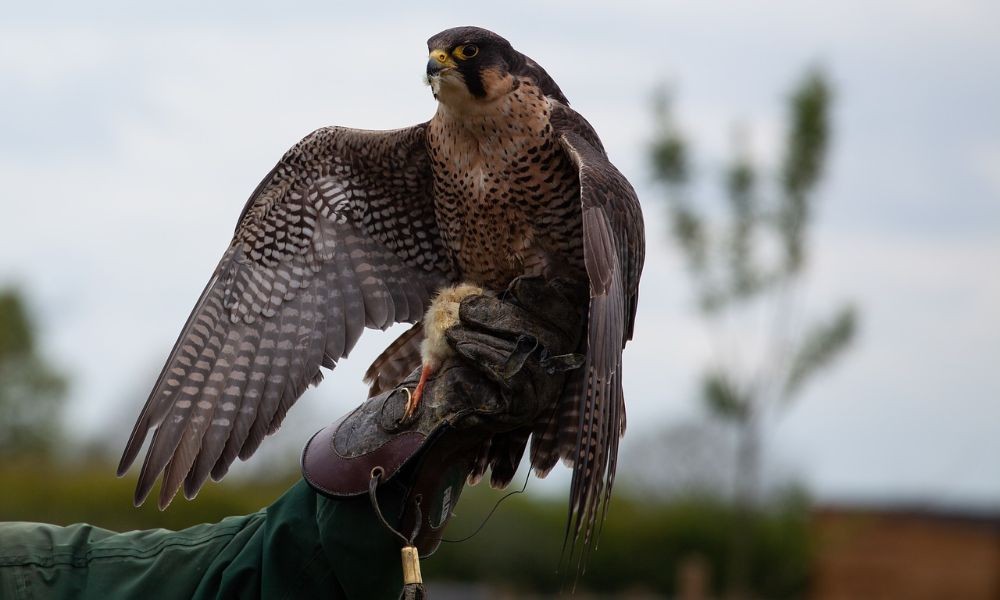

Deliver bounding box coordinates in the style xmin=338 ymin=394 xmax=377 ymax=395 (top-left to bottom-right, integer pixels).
xmin=0 ymin=479 xmax=405 ymax=600
xmin=0 ymin=277 xmax=583 ymax=600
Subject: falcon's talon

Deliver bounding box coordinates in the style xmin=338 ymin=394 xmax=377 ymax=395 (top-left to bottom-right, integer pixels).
xmin=398 ymin=387 xmax=415 ymax=421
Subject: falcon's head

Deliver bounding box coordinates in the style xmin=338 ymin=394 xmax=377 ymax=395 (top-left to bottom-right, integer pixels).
xmin=425 ymin=26 xmax=568 ymax=108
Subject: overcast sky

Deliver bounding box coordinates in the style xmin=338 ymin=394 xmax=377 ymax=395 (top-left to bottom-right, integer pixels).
xmin=2 ymin=1 xmax=998 ymax=508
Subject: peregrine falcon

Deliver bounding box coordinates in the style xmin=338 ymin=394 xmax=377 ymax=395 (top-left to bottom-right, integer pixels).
xmin=118 ymin=26 xmax=645 ymax=554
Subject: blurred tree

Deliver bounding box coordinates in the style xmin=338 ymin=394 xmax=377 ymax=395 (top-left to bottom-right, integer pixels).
xmin=0 ymin=460 xmax=296 ymax=530
xmin=423 ymin=483 xmax=811 ymax=598
xmin=650 ymin=69 xmax=858 ymax=599
xmin=0 ymin=288 xmax=68 ymax=458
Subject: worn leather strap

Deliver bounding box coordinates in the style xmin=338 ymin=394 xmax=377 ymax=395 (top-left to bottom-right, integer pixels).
xmin=301 ymin=402 xmax=426 ymax=498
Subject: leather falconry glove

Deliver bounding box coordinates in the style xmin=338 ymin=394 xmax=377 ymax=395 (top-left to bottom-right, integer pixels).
xmin=301 ymin=276 xmax=585 ymax=559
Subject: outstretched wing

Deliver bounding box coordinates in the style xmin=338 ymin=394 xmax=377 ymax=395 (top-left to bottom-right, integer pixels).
xmin=118 ymin=124 xmax=454 ymax=509
xmin=549 ymin=105 xmax=645 ymax=560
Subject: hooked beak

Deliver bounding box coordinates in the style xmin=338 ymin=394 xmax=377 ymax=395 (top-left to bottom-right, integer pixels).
xmin=426 ymin=59 xmax=444 ymax=77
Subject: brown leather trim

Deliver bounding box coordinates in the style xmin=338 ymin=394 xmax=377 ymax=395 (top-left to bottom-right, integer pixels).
xmin=301 ymin=416 xmax=426 ymax=497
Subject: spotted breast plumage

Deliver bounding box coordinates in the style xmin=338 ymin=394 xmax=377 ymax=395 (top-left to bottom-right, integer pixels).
xmin=118 ymin=26 xmax=645 ymax=556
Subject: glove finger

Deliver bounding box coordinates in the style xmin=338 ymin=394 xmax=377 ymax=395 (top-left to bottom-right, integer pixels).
xmin=458 ymin=295 xmax=525 ymax=339
xmin=503 ymin=334 xmax=540 ymax=380
xmin=445 ymin=328 xmax=516 ymax=381
xmin=458 ymin=295 xmax=574 ymax=357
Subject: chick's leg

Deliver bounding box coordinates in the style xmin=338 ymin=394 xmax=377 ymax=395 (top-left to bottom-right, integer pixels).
xmin=404 ymin=283 xmax=486 ymax=418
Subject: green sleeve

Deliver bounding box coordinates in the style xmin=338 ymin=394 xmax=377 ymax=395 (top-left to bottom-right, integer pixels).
xmin=0 ymin=480 xmax=404 ymax=600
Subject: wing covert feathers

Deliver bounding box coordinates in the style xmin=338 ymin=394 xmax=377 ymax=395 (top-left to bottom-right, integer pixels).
xmin=118 ymin=125 xmax=454 ymax=508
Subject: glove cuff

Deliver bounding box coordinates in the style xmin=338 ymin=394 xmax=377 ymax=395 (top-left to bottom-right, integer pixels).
xmin=301 ymin=383 xmax=479 ymax=556
xmin=301 ymin=415 xmax=425 ymax=498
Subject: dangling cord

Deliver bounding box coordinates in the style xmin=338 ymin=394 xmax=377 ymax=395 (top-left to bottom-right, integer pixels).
xmin=368 ymin=468 xmax=426 ymax=599
xmin=441 ymin=468 xmax=532 ymax=544
xmin=439 ymin=337 xmax=563 ymax=545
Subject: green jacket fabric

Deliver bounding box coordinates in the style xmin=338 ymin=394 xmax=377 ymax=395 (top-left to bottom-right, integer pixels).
xmin=0 ymin=480 xmax=404 ymax=600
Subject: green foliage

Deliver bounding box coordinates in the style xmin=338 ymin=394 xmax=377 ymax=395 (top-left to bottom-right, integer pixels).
xmin=650 ymin=86 xmax=690 ymax=187
xmin=778 ymin=70 xmax=832 ymax=274
xmin=650 ymin=88 xmax=708 ymax=277
xmin=0 ymin=289 xmax=68 ymax=457
xmin=0 ymin=460 xmax=298 ymax=531
xmin=0 ymin=292 xmax=34 ymax=359
xmin=783 ymin=305 xmax=857 ymax=399
xmin=726 ymin=148 xmax=762 ymax=300
xmin=651 ymin=127 xmax=690 ymax=186
xmin=672 ymin=204 xmax=710 ymax=278
xmin=424 ymin=484 xmax=812 ymax=598
xmin=702 ymin=370 xmax=750 ymax=422
xmin=781 ymin=71 xmax=830 ymax=201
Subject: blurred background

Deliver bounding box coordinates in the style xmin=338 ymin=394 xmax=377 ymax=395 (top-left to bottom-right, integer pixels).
xmin=2 ymin=1 xmax=998 ymax=598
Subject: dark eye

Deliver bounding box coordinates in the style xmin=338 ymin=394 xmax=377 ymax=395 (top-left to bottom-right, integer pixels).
xmin=456 ymin=44 xmax=479 ymax=59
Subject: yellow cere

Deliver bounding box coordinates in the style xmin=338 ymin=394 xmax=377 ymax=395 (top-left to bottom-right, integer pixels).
xmin=429 ymin=49 xmax=456 ymax=68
